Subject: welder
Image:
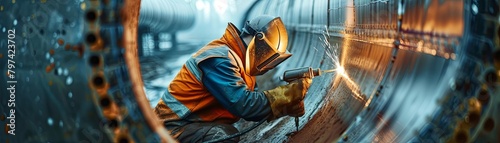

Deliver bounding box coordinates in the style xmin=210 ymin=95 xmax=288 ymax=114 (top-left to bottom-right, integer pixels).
xmin=154 ymin=15 xmax=312 ymax=143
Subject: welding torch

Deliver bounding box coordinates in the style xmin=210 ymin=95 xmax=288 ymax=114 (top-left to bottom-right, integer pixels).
xmin=281 ymin=67 xmax=321 ymax=132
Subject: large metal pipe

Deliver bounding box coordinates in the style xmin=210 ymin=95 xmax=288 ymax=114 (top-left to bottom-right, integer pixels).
xmin=242 ymin=0 xmax=500 ymax=142
xmin=139 ymin=0 xmax=195 ymax=32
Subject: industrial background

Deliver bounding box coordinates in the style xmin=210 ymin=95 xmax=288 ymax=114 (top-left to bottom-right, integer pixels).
xmin=0 ymin=0 xmax=499 ymax=142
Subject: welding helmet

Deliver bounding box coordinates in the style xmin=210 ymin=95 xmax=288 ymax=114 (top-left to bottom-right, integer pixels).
xmin=241 ymin=15 xmax=291 ymax=76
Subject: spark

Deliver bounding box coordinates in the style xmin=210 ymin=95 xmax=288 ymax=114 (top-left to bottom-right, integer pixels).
xmin=319 ymin=26 xmax=366 ymax=103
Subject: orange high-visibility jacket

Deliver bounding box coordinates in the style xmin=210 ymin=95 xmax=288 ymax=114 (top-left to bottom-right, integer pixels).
xmin=154 ymin=23 xmax=271 ymax=131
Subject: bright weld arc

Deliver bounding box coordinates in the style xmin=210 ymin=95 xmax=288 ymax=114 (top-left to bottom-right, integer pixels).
xmin=320 ymin=26 xmax=367 ymax=104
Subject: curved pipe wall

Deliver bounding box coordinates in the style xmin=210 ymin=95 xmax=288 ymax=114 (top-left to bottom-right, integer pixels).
xmin=139 ymin=0 xmax=195 ymax=32
xmin=242 ymin=0 xmax=500 ymax=142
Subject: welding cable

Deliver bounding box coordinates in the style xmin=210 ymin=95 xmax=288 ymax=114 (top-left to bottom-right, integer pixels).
xmin=203 ymin=116 xmax=269 ymax=143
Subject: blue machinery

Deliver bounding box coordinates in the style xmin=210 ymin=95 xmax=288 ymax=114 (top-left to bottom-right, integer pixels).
xmin=0 ymin=0 xmax=499 ymax=142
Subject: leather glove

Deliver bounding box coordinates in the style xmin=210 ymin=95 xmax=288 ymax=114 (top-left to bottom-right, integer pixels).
xmin=264 ymin=78 xmax=312 ymax=121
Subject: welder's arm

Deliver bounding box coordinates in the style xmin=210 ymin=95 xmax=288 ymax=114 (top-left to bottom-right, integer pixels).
xmin=199 ymin=58 xmax=271 ymax=121
xmin=263 ymin=77 xmax=312 ymax=121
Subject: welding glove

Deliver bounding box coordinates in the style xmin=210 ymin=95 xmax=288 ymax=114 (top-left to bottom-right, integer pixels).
xmin=264 ymin=78 xmax=312 ymax=121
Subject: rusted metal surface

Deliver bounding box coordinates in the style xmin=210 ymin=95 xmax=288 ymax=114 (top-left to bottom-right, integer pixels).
xmin=121 ymin=0 xmax=176 ymax=142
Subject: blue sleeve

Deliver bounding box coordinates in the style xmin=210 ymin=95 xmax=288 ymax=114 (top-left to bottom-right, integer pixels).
xmin=199 ymin=58 xmax=271 ymax=121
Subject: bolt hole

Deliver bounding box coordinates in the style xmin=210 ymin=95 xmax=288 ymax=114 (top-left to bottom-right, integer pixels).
xmin=100 ymin=96 xmax=111 ymax=108
xmin=455 ymin=130 xmax=468 ymax=143
xmin=484 ymin=117 xmax=495 ymax=132
xmin=92 ymin=76 xmax=105 ymax=87
xmin=86 ymin=33 xmax=97 ymax=44
xmin=88 ymin=55 xmax=100 ymax=67
xmin=118 ymin=137 xmax=129 ymax=143
xmin=107 ymin=119 xmax=118 ymax=129
xmin=85 ymin=10 xmax=97 ymax=22
xmin=478 ymin=89 xmax=490 ymax=105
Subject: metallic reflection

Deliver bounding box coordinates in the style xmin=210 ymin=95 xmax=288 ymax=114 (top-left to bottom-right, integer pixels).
xmin=241 ymin=0 xmax=499 ymax=142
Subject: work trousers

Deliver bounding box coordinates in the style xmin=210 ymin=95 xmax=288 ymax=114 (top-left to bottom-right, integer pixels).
xmin=169 ymin=122 xmax=240 ymax=143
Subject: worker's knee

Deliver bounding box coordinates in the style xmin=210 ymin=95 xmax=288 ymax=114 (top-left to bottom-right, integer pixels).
xmin=177 ymin=122 xmax=239 ymax=143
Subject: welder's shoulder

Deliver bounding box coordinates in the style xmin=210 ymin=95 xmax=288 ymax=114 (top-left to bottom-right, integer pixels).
xmin=194 ymin=45 xmax=241 ymax=68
